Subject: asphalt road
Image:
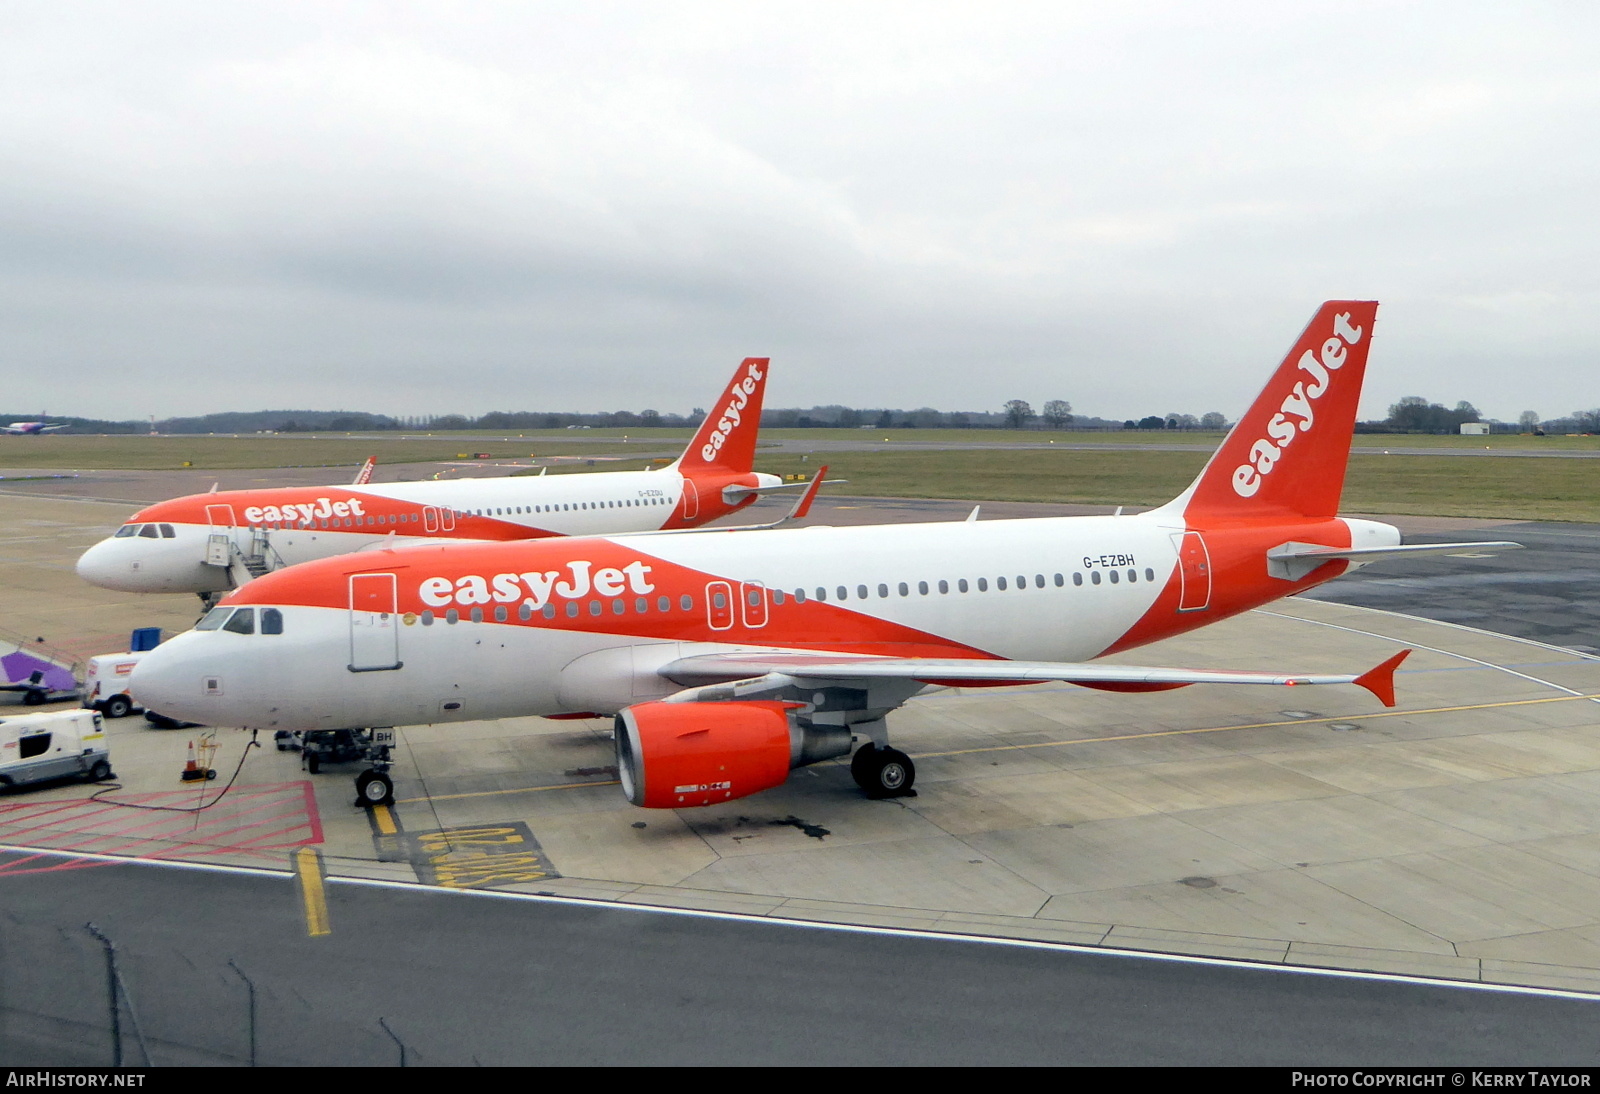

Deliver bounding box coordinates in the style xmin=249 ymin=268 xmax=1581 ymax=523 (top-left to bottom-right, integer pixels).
xmin=3 ymin=854 xmax=1597 ymax=1067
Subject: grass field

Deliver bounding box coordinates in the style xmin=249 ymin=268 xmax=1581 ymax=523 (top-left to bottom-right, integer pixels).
xmin=6 ymin=433 xmax=1598 ymax=521
xmin=516 ymin=447 xmax=1600 ymax=523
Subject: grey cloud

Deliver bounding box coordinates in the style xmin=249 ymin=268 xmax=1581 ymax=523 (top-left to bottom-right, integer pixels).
xmin=2 ymin=3 xmax=1599 ymax=421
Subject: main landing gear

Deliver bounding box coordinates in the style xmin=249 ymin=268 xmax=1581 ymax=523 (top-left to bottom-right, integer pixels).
xmin=850 ymin=743 xmax=916 ymax=799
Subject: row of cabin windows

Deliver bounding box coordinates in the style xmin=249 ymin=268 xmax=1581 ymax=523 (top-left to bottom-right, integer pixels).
xmin=421 ymin=565 xmax=1161 ymax=627
xmin=195 ymin=606 xmax=285 ymax=634
xmin=776 ymin=568 xmax=1158 ymax=604
xmin=422 ymin=594 xmax=701 ymax=625
xmin=249 ymin=513 xmax=420 ymax=532
xmin=243 ymin=496 xmax=671 ymax=531
xmin=115 ymin=523 xmax=176 ymax=538
xmin=465 ymin=497 xmax=669 ymax=517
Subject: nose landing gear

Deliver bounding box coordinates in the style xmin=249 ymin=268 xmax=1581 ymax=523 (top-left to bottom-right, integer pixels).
xmin=295 ymin=727 xmax=397 ymax=808
xmin=355 ymin=768 xmax=394 ymax=807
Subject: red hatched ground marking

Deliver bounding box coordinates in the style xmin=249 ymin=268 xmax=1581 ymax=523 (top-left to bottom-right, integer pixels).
xmin=0 ymin=781 xmax=323 ymax=876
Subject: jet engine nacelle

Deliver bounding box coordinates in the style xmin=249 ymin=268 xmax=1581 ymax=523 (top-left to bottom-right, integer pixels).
xmin=614 ymin=701 xmax=853 ymax=808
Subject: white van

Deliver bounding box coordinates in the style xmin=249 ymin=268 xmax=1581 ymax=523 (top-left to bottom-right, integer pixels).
xmin=83 ymin=651 xmax=148 ymax=719
xmin=0 ymin=709 xmax=112 ymax=789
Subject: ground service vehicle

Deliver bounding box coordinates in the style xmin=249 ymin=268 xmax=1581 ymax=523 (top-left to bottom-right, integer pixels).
xmin=0 ymin=709 xmax=111 ymax=790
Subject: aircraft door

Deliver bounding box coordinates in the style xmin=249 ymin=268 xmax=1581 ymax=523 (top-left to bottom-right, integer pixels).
xmin=705 ymin=581 xmax=733 ymax=630
xmin=349 ymin=572 xmax=402 ymax=671
xmin=421 ymin=506 xmax=457 ymax=534
xmin=204 ymin=504 xmax=239 ymax=567
xmin=739 ymin=581 xmax=767 ymax=628
xmin=1173 ymin=532 xmax=1213 ymax=612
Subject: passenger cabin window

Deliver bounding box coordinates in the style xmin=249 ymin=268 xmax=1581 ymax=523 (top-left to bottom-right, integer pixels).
xmin=223 ymin=608 xmax=256 ymax=634
xmin=261 ymin=608 xmax=284 ymax=635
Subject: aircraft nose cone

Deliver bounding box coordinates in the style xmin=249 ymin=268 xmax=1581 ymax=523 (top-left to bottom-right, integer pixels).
xmin=128 ymin=643 xmax=199 ymax=722
xmin=75 ymin=538 xmax=132 ymax=591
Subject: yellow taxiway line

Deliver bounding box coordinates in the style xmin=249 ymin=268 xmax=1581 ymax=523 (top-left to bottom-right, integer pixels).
xmin=295 ymin=846 xmax=332 ymax=937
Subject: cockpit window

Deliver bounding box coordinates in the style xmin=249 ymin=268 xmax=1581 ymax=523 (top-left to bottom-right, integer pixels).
xmin=261 ymin=608 xmax=283 ymax=635
xmin=196 ymin=607 xmax=231 ymax=630
xmin=159 ymin=524 xmax=176 ymax=538
xmin=138 ymin=524 xmax=159 ymax=538
xmin=223 ymin=608 xmax=256 ymax=635
xmin=114 ymin=524 xmax=139 ymax=538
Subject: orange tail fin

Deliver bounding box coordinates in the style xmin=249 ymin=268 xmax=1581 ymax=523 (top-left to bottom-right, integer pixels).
xmin=676 ymin=358 xmax=770 ymax=475
xmin=1175 ymin=301 xmax=1378 ymax=522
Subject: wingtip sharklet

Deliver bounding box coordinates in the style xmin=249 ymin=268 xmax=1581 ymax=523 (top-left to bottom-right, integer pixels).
xmin=790 ymin=465 xmax=828 ymax=521
xmin=1353 ymin=649 xmax=1411 ymax=707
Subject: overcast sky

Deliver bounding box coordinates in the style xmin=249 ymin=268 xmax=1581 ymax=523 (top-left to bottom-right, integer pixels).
xmin=3 ymin=2 xmax=1598 ymax=423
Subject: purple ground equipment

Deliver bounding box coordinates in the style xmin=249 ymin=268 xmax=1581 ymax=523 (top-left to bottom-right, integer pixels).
xmin=0 ymin=628 xmax=80 ymax=705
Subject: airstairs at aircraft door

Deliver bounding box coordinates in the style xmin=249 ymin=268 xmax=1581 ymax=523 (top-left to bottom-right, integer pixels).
xmin=203 ymin=528 xmax=284 ymax=585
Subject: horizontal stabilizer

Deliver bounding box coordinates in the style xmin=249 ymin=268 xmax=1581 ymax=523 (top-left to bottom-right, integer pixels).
xmin=1267 ymin=540 xmax=1523 ymax=581
xmin=721 ymin=477 xmax=847 ymax=500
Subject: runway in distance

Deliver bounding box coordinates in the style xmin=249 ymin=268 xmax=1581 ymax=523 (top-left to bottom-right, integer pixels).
xmin=76 ymin=357 xmax=786 ymax=600
xmin=132 ymin=302 xmax=1523 ymax=807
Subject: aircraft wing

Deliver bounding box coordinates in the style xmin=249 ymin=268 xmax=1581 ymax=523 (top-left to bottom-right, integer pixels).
xmin=659 ymin=648 xmax=1412 ymax=707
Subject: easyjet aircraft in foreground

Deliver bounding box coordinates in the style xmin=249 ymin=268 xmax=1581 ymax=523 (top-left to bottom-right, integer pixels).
xmin=132 ymin=302 xmax=1521 ymax=807
xmin=77 ymin=358 xmax=783 ymax=601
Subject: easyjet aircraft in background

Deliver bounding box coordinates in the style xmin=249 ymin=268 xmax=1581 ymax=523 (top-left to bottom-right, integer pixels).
xmin=132 ymin=302 xmax=1522 ymax=807
xmin=77 ymin=358 xmax=784 ymax=601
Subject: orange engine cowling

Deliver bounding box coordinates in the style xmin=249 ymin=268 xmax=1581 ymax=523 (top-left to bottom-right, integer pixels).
xmin=614 ymin=701 xmax=796 ymax=808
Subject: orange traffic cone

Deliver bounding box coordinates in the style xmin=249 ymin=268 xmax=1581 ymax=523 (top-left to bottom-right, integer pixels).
xmin=180 ymin=739 xmax=206 ymax=782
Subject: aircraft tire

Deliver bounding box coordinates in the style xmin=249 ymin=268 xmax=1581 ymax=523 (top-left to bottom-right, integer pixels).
xmin=356 ymin=770 xmax=394 ymax=808
xmin=852 ymin=744 xmax=916 ymax=799
xmin=850 ymin=743 xmax=880 ymax=789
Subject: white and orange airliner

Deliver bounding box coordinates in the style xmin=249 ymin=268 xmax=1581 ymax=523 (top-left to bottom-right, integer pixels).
xmin=76 ymin=359 xmax=784 ymax=601
xmin=131 ymin=302 xmax=1520 ymax=807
